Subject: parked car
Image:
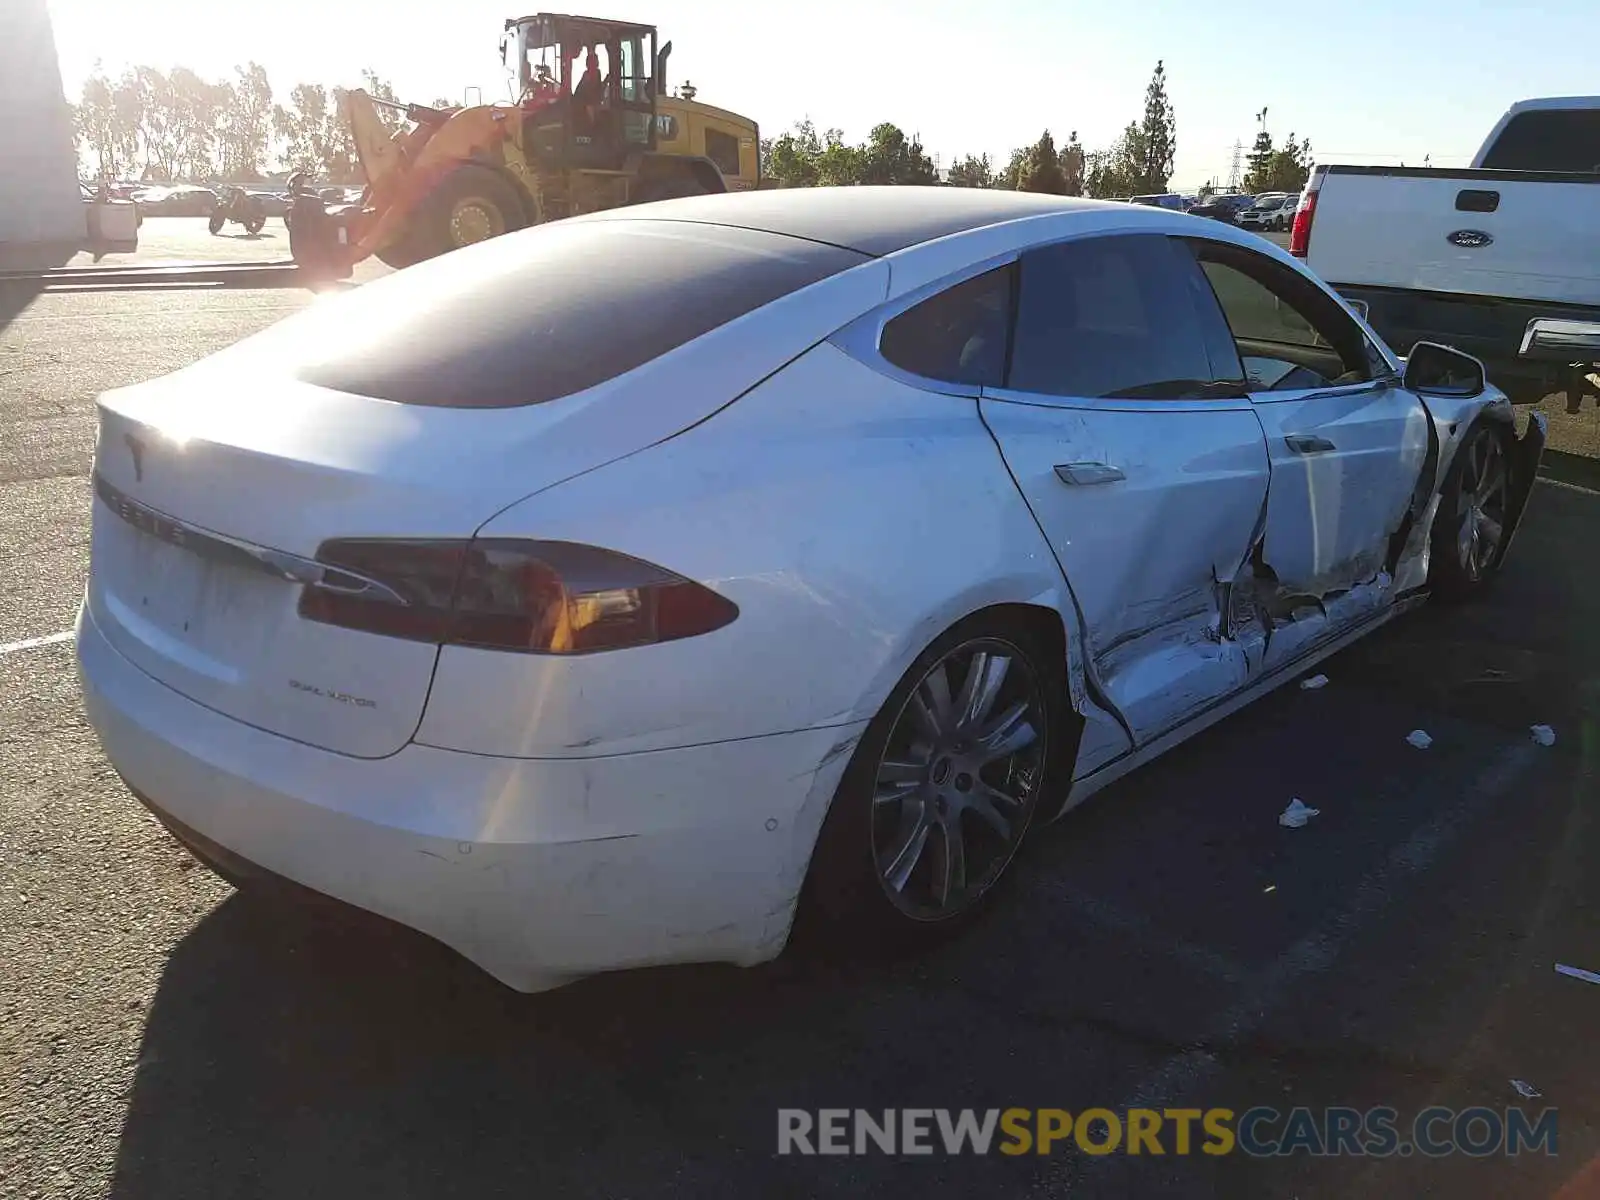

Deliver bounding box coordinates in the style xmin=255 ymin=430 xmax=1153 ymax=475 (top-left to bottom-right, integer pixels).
xmin=130 ymin=185 xmax=219 ymax=217
xmin=77 ymin=188 xmax=1546 ymax=994
xmin=1294 ymin=95 xmax=1600 ymax=409
xmin=1236 ymin=192 xmax=1290 ymax=231
xmin=1186 ymin=194 xmax=1254 ymax=223
xmin=1130 ymin=193 xmax=1188 ymax=211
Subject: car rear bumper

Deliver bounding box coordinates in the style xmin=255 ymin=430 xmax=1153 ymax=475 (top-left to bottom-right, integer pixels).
xmin=76 ymin=600 xmax=863 ymax=993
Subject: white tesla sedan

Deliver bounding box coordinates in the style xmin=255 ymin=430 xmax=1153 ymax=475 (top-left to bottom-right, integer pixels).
xmin=77 ymin=188 xmax=1547 ymax=993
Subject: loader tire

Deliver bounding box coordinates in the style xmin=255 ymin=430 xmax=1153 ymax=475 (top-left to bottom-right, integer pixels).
xmin=408 ymin=165 xmax=525 ymax=263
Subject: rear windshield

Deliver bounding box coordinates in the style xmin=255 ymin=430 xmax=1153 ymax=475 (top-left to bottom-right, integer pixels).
xmin=269 ymin=221 xmax=865 ymax=407
xmin=1480 ymin=109 xmax=1600 ymax=174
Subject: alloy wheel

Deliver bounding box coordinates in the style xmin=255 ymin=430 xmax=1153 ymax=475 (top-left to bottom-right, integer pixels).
xmin=449 ymin=198 xmax=506 ymax=247
xmin=870 ymin=638 xmax=1047 ymax=921
xmin=1455 ymin=430 xmax=1509 ymax=582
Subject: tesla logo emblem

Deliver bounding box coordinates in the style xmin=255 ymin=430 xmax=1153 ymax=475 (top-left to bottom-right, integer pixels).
xmin=1447 ymin=229 xmax=1494 ymax=248
xmin=124 ymin=434 xmax=145 ymax=482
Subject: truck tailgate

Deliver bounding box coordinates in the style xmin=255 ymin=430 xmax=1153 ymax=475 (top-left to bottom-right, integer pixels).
xmin=1307 ymin=168 xmax=1600 ymax=306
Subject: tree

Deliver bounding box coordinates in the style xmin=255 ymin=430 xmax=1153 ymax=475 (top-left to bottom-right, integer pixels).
xmin=218 ymin=63 xmax=274 ymax=179
xmin=1245 ymin=132 xmax=1313 ymax=194
xmin=167 ymin=67 xmax=231 ymax=179
xmin=130 ymin=67 xmax=181 ymax=180
xmin=1019 ymin=130 xmax=1067 ymax=194
xmin=73 ymin=66 xmax=133 ymax=179
xmin=274 ymin=83 xmax=332 ymax=176
xmin=1243 ymin=128 xmax=1274 ymax=192
xmin=1061 ymin=130 xmax=1085 ymax=196
xmin=762 ymin=119 xmax=865 ymax=187
xmin=1083 ymin=128 xmax=1142 ymax=198
xmin=858 ymin=123 xmax=937 ymax=185
xmin=765 ymin=119 xmax=824 ymax=187
xmin=1132 ymin=61 xmax=1176 ymax=193
xmin=998 ymin=145 xmax=1029 ymax=190
xmin=946 ymin=153 xmax=994 ymax=188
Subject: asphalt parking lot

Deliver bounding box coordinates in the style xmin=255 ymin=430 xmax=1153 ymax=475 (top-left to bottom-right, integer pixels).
xmin=3 ymin=229 xmax=1600 ymax=1198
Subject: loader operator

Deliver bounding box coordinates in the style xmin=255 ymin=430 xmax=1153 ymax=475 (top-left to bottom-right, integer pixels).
xmin=573 ymin=46 xmax=603 ymax=130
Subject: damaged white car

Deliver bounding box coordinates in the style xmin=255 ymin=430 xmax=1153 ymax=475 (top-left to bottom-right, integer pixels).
xmin=77 ymin=188 xmax=1546 ymax=992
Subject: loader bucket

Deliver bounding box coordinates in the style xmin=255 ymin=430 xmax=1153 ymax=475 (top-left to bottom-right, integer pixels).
xmin=341 ymin=88 xmax=405 ymax=188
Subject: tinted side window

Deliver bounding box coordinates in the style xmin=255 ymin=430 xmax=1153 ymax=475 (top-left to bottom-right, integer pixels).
xmin=1199 ymin=260 xmax=1330 ymax=349
xmin=275 ymin=222 xmax=865 ymax=407
xmin=705 ymin=128 xmax=741 ymax=177
xmin=879 ymin=265 xmax=1014 ymax=389
xmin=1480 ymin=110 xmax=1600 ymax=173
xmin=1187 ymin=242 xmax=1374 ymax=389
xmin=1008 ymin=234 xmax=1220 ymax=400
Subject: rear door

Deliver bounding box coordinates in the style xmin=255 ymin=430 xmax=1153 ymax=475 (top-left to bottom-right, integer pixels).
xmin=980 ymin=233 xmax=1272 ymax=745
xmin=1186 ymin=238 xmax=1430 ymax=663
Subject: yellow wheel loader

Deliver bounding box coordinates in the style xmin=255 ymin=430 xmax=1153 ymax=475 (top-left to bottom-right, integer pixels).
xmin=288 ymin=12 xmax=762 ymax=276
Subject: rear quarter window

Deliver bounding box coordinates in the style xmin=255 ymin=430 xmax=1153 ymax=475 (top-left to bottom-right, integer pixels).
xmin=269 ymin=222 xmax=865 ymax=407
xmin=1480 ymin=110 xmax=1600 ymax=173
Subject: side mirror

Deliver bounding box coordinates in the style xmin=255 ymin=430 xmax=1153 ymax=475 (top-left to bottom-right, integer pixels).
xmin=1403 ymin=341 xmax=1486 ymax=397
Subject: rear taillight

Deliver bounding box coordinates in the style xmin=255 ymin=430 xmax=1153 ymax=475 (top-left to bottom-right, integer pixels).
xmin=1288 ymin=176 xmax=1319 ymax=257
xmin=298 ymin=538 xmax=738 ymax=654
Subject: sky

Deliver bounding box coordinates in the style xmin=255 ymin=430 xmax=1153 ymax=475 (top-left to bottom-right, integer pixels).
xmin=45 ymin=0 xmax=1600 ymax=189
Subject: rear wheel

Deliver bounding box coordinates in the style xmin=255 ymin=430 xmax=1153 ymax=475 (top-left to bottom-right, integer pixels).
xmin=408 ymin=165 xmax=526 ymax=263
xmin=1430 ymin=420 xmax=1514 ymax=600
xmin=802 ymin=614 xmax=1070 ymax=947
xmin=244 ymin=215 xmax=266 ymax=234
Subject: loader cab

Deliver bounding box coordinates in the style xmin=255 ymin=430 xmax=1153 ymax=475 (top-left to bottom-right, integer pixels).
xmin=504 ymin=13 xmax=660 ymax=169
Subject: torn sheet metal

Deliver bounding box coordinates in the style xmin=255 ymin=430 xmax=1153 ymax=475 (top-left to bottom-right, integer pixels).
xmin=1250 ymin=386 xmax=1431 ymax=605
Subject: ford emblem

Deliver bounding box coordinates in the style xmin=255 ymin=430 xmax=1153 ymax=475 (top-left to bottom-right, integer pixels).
xmin=1447 ymin=229 xmax=1494 ymax=249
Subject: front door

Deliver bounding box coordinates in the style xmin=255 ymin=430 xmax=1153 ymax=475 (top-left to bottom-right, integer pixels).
xmin=1185 ymin=239 xmax=1431 ymax=668
xmin=980 ymin=233 xmax=1272 ymax=748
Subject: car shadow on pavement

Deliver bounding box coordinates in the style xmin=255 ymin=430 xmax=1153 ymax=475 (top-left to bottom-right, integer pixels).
xmin=107 ymin=889 xmax=888 ymax=1199
xmin=0 ymin=280 xmax=42 ymax=334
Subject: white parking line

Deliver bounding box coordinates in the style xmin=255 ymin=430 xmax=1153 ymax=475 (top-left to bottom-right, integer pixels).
xmin=1039 ymin=738 xmax=1545 ymax=1195
xmin=0 ymin=630 xmax=73 ymax=656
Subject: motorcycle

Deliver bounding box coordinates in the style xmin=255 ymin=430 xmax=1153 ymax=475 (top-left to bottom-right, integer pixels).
xmin=208 ymin=188 xmax=267 ymax=235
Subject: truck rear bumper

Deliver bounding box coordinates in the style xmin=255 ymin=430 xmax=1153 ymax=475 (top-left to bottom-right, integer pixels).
xmin=1334 ymin=284 xmax=1600 ymax=402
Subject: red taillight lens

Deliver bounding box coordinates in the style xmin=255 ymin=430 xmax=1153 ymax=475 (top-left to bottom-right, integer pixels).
xmin=1288 ymin=190 xmax=1316 ymax=257
xmin=298 ymin=538 xmax=738 ymax=654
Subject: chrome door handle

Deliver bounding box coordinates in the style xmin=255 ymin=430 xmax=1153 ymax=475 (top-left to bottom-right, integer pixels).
xmin=1285 ymin=434 xmax=1336 ymax=454
xmin=1054 ymin=463 xmax=1126 ymax=486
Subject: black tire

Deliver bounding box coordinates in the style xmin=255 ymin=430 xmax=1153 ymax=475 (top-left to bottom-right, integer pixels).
xmin=207 ymin=213 xmax=225 ymax=235
xmin=407 ymin=164 xmax=526 ymax=263
xmin=634 ymin=173 xmax=712 ymax=205
xmin=799 ymin=611 xmax=1074 ymax=951
xmin=244 ymin=215 xmax=266 ymax=234
xmin=373 ymin=231 xmax=426 ymax=271
xmin=1429 ymin=419 xmax=1516 ymax=601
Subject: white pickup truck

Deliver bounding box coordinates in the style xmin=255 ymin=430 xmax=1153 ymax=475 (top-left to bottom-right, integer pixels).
xmin=1292 ymin=96 xmax=1600 ymax=410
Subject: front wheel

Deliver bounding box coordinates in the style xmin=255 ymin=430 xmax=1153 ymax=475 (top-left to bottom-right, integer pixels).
xmin=408 ymin=165 xmax=526 ymax=263
xmin=1429 ymin=420 xmax=1515 ymax=600
xmin=802 ymin=614 xmax=1072 ymax=947
xmin=207 ymin=213 xmax=225 ymax=234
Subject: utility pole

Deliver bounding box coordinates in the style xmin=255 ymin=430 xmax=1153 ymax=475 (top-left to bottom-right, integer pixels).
xmin=1227 ymin=140 xmax=1243 ymax=191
